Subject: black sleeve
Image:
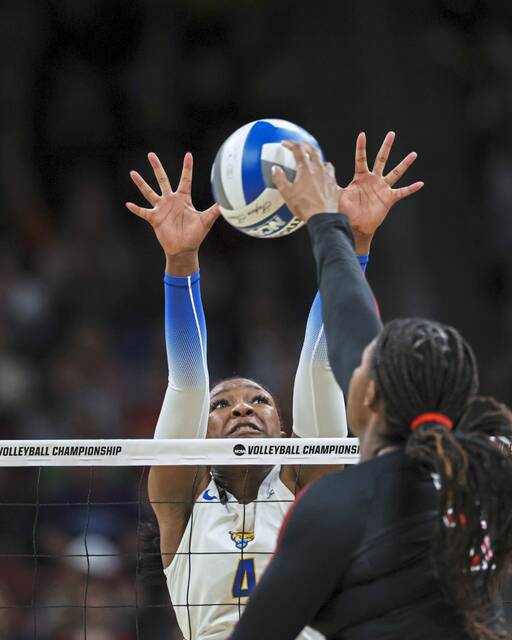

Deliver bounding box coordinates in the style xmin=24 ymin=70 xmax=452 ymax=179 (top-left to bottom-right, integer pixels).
xmin=229 ymin=473 xmax=365 ymax=640
xmin=307 ymin=213 xmax=382 ymax=396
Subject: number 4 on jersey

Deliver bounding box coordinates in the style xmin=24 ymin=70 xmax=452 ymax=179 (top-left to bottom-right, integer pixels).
xmin=232 ymin=558 xmax=256 ymax=597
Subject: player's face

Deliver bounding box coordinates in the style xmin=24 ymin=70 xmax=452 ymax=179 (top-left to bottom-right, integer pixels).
xmin=347 ymin=340 xmax=378 ymax=436
xmin=207 ymin=379 xmax=284 ymax=439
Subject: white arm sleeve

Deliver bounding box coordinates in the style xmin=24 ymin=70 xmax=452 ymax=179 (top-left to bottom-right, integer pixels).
xmin=292 ymin=291 xmax=347 ymax=438
xmin=153 ymin=272 xmax=209 ymax=440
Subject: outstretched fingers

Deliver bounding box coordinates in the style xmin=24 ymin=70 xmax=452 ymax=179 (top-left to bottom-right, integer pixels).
xmin=303 ymin=142 xmax=323 ymax=169
xmin=372 ymin=131 xmax=395 ymax=175
xmin=354 ymin=131 xmax=369 ymax=175
xmin=148 ymin=152 xmax=172 ymax=195
xmin=271 ymin=164 xmax=292 ymax=197
xmin=177 ymin=152 xmax=193 ymax=195
xmin=130 ymin=171 xmax=159 ymax=206
xmin=125 ymin=201 xmax=153 ymax=222
xmin=385 ymin=151 xmax=418 ymax=187
xmin=392 ymin=181 xmax=424 ymax=202
xmin=282 ymin=140 xmax=311 ymax=174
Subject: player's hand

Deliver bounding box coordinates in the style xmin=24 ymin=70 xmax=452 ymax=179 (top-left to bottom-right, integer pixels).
xmin=126 ymin=152 xmax=220 ymax=256
xmin=338 ymin=132 xmax=424 ymax=254
xmin=272 ymin=141 xmax=338 ymax=222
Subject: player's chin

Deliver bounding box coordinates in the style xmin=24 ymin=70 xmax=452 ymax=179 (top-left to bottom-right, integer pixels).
xmin=226 ymin=429 xmax=269 ymax=439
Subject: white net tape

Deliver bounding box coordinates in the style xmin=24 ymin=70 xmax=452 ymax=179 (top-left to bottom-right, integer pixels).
xmin=0 ymin=438 xmax=359 ymax=638
xmin=0 ymin=437 xmax=360 ymax=466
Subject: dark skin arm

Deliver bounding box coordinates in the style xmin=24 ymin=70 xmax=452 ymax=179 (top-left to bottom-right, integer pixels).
xmin=280 ymin=132 xmax=423 ymax=487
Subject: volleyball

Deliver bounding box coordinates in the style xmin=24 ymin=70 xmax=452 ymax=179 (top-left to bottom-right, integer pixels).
xmin=211 ymin=119 xmax=323 ymax=239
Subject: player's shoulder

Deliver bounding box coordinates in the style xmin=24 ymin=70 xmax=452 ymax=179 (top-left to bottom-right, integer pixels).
xmin=282 ymin=464 xmax=370 ymax=543
xmin=282 ymin=452 xmax=411 ymax=546
xmin=303 ymin=464 xmax=366 ymax=506
xmin=300 ymin=451 xmax=407 ymax=509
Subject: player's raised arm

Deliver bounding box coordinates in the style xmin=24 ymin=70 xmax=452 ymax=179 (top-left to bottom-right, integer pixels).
xmin=273 ymin=135 xmax=423 ymax=395
xmin=127 ymin=152 xmax=219 ymax=437
xmin=292 ymin=290 xmax=347 ymax=440
xmin=291 ymin=132 xmax=420 ymax=446
xmin=126 ymin=152 xmax=220 ymax=564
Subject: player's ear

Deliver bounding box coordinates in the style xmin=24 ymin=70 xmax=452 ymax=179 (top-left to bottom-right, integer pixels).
xmin=363 ymin=379 xmax=380 ymax=414
xmin=280 ymin=429 xmax=287 ymax=439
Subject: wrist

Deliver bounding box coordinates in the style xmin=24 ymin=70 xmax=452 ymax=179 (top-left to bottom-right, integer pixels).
xmin=353 ymin=231 xmax=373 ymax=256
xmin=301 ymin=207 xmax=338 ymax=223
xmin=165 ymin=250 xmax=199 ymax=276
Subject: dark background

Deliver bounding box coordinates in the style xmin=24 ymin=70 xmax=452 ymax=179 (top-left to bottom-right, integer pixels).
xmin=0 ymin=0 xmax=511 ymax=637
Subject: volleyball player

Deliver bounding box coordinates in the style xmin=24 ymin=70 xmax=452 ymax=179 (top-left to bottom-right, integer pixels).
xmin=230 ymin=138 xmax=512 ymax=640
xmin=125 ymin=132 xmax=421 ymax=640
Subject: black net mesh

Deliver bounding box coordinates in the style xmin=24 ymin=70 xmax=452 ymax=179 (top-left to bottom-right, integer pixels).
xmin=0 ymin=465 xmax=511 ymax=639
xmin=0 ymin=467 xmax=174 ymax=639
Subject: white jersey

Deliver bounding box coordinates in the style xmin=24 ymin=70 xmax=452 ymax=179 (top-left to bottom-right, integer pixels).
xmin=165 ymin=466 xmax=324 ymax=640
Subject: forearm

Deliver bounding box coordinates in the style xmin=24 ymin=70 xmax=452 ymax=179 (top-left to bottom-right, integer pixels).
xmin=154 ymin=266 xmax=209 ymax=439
xmin=292 ymin=246 xmax=371 ymax=436
xmin=354 ymin=231 xmax=372 ymax=257
xmin=307 ymin=213 xmax=381 ymax=396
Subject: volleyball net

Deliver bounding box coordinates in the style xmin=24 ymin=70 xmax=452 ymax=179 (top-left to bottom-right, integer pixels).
xmin=0 ymin=437 xmax=360 ymax=639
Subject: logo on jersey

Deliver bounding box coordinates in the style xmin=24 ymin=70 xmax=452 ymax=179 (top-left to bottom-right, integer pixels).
xmin=233 ymin=444 xmax=246 ymax=456
xmin=229 ymin=530 xmax=255 ymax=550
xmin=202 ymin=489 xmax=218 ymax=501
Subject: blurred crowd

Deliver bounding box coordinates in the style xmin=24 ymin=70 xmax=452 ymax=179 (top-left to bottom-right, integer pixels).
xmin=0 ymin=0 xmax=511 ymax=637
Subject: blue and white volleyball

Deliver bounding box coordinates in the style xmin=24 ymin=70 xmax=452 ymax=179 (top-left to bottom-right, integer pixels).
xmin=211 ymin=119 xmax=323 ymax=239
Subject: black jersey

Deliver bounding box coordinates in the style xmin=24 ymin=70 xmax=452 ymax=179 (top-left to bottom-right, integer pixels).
xmin=230 ymin=214 xmax=472 ymax=639
xmin=230 ymin=451 xmax=470 ymax=640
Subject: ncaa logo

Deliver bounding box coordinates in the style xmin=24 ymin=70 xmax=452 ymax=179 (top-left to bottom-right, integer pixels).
xmin=233 ymin=444 xmax=246 ymax=456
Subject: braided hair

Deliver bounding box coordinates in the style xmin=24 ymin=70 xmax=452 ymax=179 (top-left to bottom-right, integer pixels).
xmin=371 ymin=318 xmax=512 ymax=640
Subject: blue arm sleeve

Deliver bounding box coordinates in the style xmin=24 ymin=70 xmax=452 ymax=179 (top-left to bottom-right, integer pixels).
xmin=357 ymin=254 xmax=369 ymax=272
xmin=291 ymin=256 xmax=368 ymax=438
xmin=154 ymin=272 xmax=209 ymax=439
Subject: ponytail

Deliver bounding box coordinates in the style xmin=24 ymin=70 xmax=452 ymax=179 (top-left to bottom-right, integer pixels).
xmin=371 ymin=319 xmax=512 ymax=639
xmin=406 ymin=397 xmax=512 ymax=640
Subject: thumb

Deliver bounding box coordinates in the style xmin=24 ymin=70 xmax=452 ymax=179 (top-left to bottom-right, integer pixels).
xmin=337 ymin=187 xmax=348 ymax=213
xmin=201 ymin=203 xmax=221 ymax=230
xmin=271 ymin=165 xmax=292 ymax=196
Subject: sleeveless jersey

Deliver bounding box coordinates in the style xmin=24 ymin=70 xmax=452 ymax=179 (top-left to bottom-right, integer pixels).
xmin=165 ymin=466 xmax=324 ymax=640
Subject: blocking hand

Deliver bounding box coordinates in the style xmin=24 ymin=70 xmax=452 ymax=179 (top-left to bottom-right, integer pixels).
xmin=338 ymin=132 xmax=424 ymax=253
xmin=126 ymin=152 xmax=220 ymax=256
xmin=272 ymin=142 xmax=339 ymax=222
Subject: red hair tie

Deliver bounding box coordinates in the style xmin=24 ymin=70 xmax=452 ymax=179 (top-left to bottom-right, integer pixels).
xmin=410 ymin=412 xmax=453 ymax=431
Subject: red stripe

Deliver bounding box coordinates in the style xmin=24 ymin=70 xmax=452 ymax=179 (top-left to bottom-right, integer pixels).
xmin=275 ymin=485 xmax=310 ymax=553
